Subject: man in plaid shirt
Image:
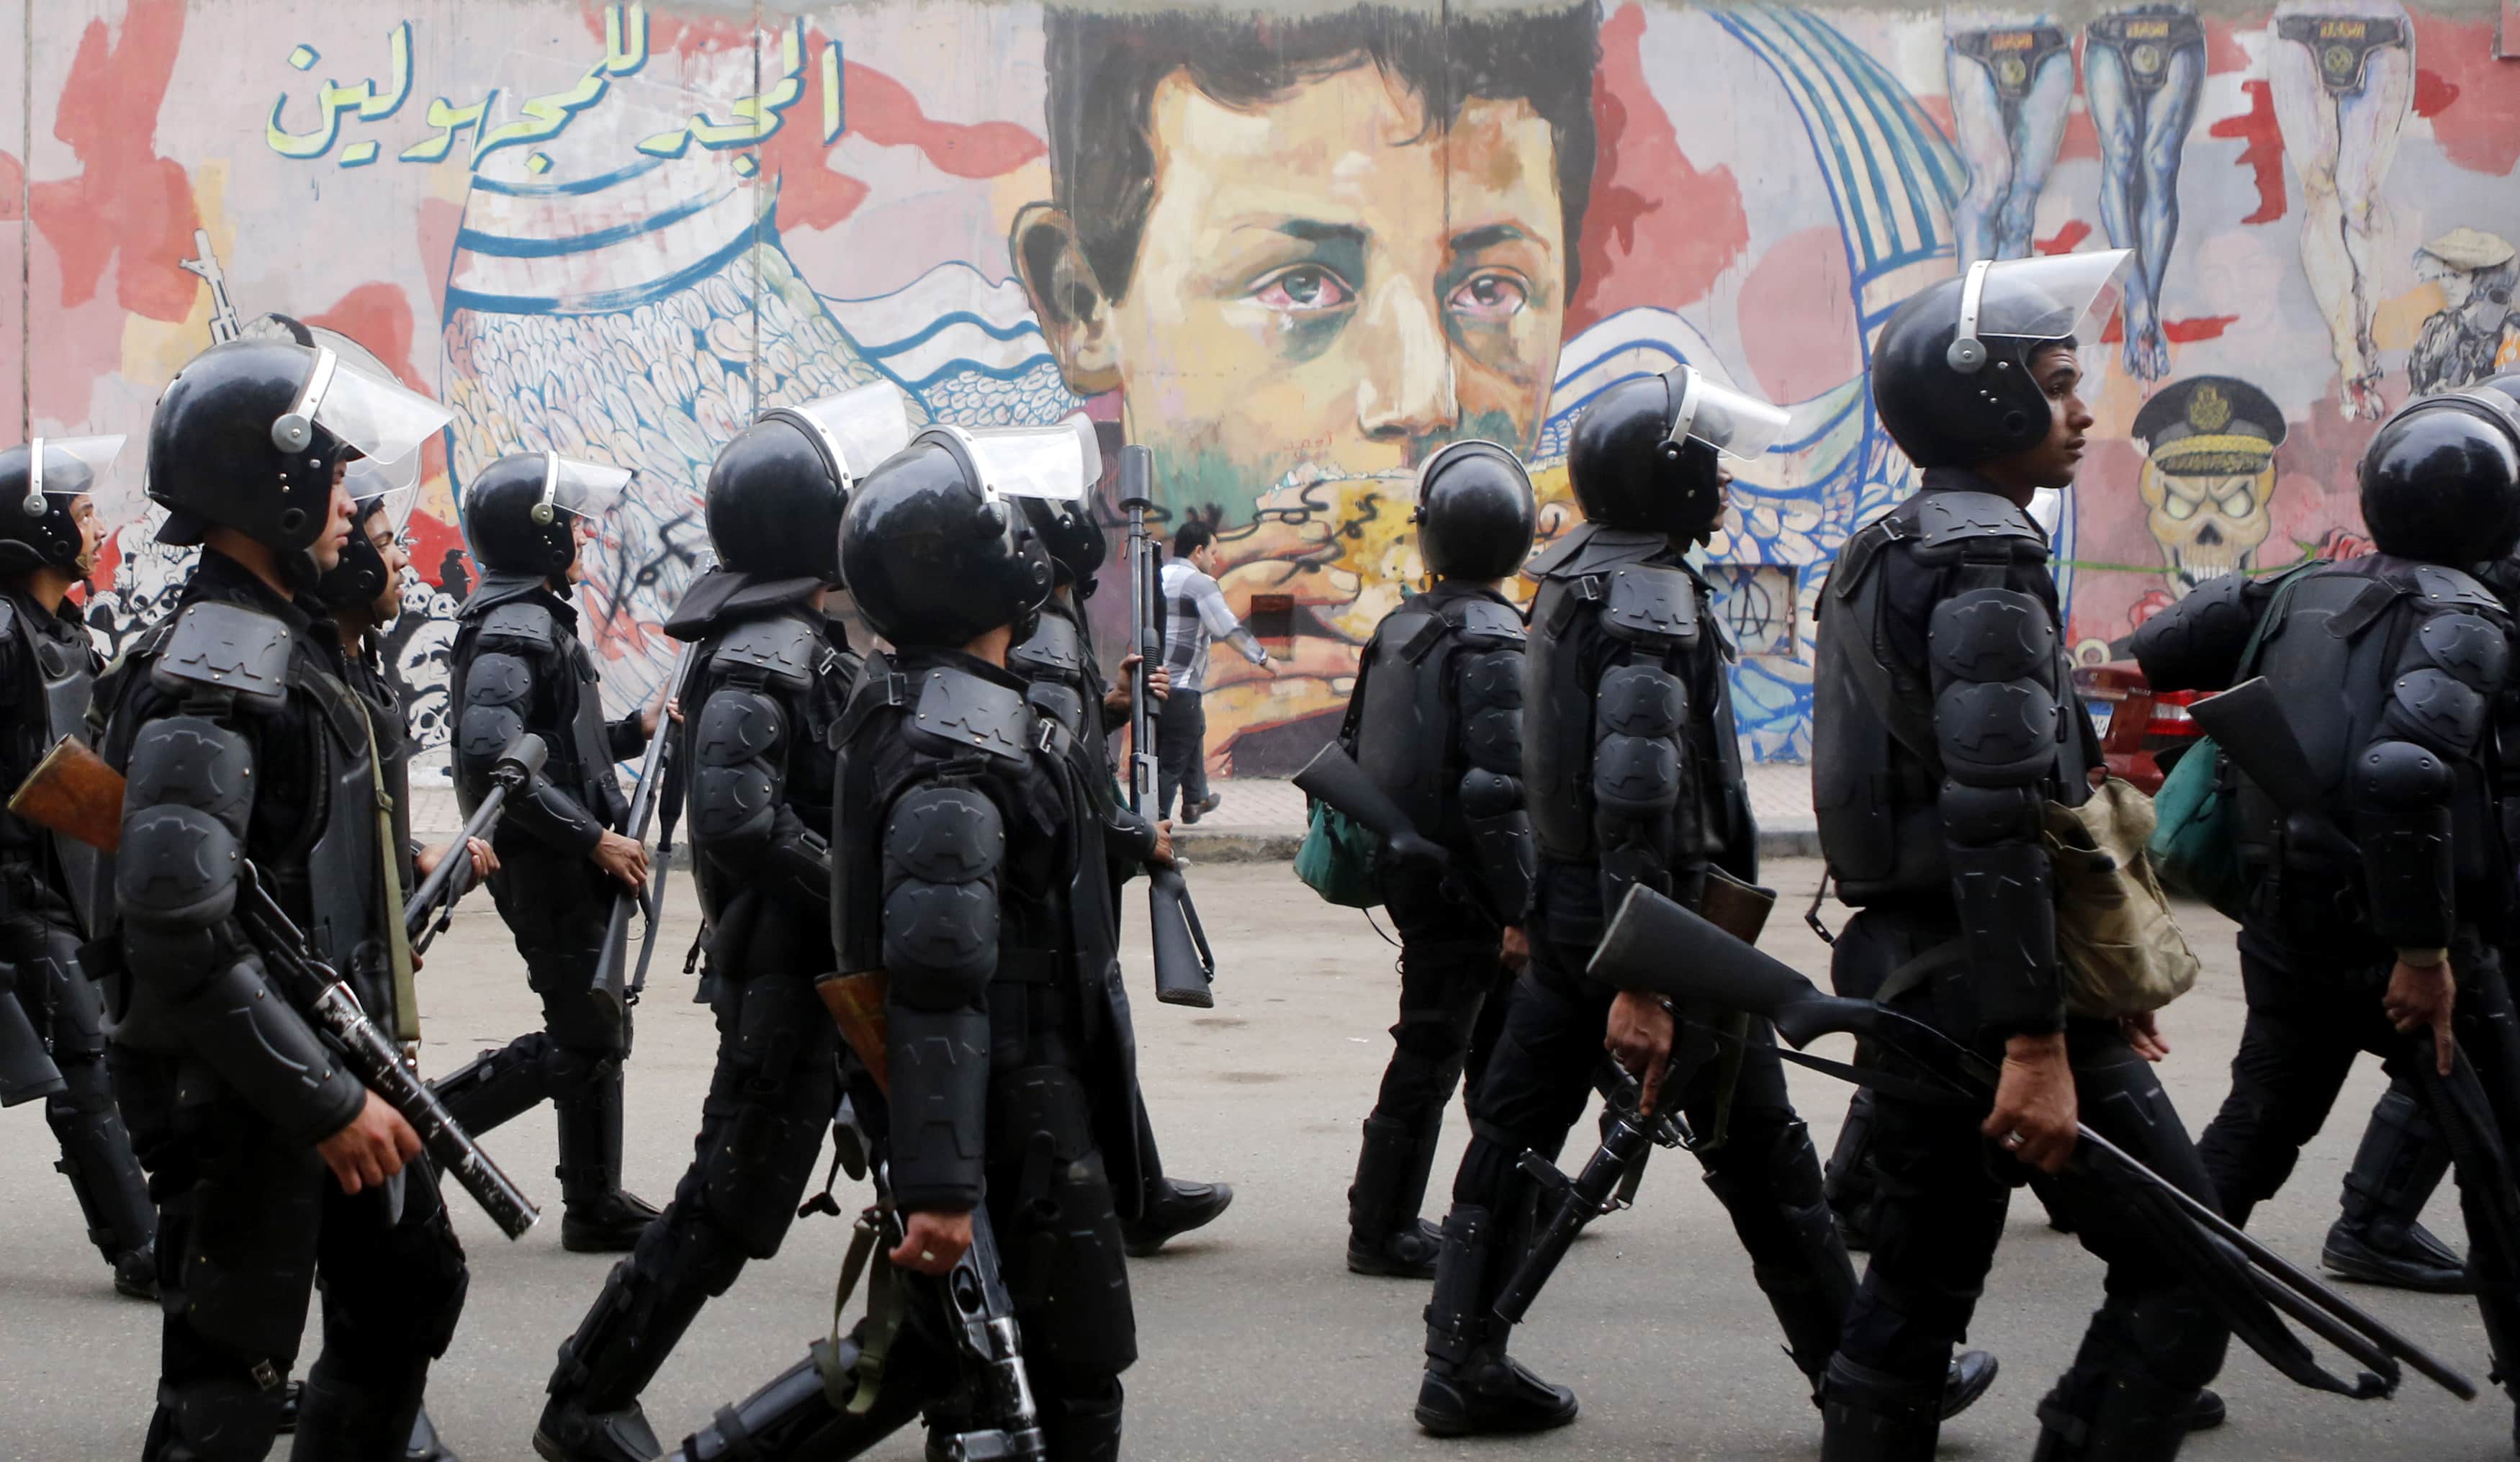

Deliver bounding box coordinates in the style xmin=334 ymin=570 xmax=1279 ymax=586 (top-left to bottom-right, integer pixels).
xmin=1158 ymin=520 xmax=1274 ymax=821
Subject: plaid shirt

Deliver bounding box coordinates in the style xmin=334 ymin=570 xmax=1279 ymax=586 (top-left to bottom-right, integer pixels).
xmin=1158 ymin=557 xmax=1262 ymax=694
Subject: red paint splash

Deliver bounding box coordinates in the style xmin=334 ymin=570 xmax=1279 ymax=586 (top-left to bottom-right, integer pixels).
xmin=2202 ymin=18 xmax=2255 ymax=75
xmin=1567 ymin=4 xmax=1750 ymax=331
xmin=2036 ymin=220 xmax=2094 ymax=254
xmin=2163 ymin=315 xmax=2240 ymax=343
xmin=26 ymin=0 xmax=201 ymax=322
xmin=2207 ymin=80 xmax=2287 ymax=226
xmin=2410 ymin=15 xmax=2520 ymax=176
xmin=305 ymin=283 xmax=423 ymax=387
xmin=407 ymin=503 xmax=468 ymax=591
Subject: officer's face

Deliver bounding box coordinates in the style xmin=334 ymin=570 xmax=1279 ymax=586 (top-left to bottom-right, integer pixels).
xmin=2010 ymin=345 xmax=2092 ymax=492
xmin=564 ymin=514 xmax=592 ymax=585
xmin=1093 ymin=66 xmax=1568 ymax=519
xmin=68 ymin=495 xmax=102 ymax=579
xmin=310 ymin=484 xmax=354 ymax=573
xmin=366 ymin=510 xmax=410 ymax=623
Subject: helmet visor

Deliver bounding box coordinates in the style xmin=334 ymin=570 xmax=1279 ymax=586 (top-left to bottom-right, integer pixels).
xmin=279 ymin=347 xmax=454 ymax=466
xmin=343 ymin=460 xmax=418 ymax=535
xmin=935 ymin=417 xmax=1103 ymax=502
xmin=539 ymin=454 xmax=636 ymax=523
xmin=1964 ymin=249 xmax=2132 ymax=347
xmin=777 ymin=383 xmax=914 ymax=484
xmin=27 ymin=434 xmax=149 ymax=529
xmin=1666 ymin=371 xmax=1793 ymax=459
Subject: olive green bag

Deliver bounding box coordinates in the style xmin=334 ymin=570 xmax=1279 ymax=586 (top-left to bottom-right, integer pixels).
xmin=2046 ymin=777 xmax=2201 ymax=1018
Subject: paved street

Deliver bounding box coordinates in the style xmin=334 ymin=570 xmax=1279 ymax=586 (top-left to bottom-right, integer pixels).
xmin=2 ymin=859 xmax=2511 ymax=1460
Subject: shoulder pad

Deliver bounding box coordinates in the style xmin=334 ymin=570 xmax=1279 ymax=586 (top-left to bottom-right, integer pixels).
xmin=1441 ymin=596 xmax=1527 ymax=646
xmin=148 ymin=601 xmax=294 ymax=714
xmin=1911 ymin=492 xmax=2044 ymax=556
xmin=477 ymin=600 xmax=558 ymax=651
xmin=1008 ymin=610 xmax=1086 ymax=679
xmin=909 ymin=667 xmax=1034 ymax=766
xmin=711 ymin=613 xmax=822 ymax=691
xmin=1524 ymin=523 xmax=1667 ymax=582
xmin=1600 ymin=564 xmax=1701 ymax=649
xmin=2409 ymin=563 xmax=2506 ymax=616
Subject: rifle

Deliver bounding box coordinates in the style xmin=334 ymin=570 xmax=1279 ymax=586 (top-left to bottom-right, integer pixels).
xmin=403 ymin=734 xmax=546 ymax=956
xmin=10 ymin=736 xmax=540 ymax=1240
xmin=1290 ymin=741 xmax=1451 ymax=870
xmin=1588 ymin=880 xmax=2478 ymax=1403
xmin=816 ymin=970 xmax=1048 ymax=1458
xmin=1492 ymin=869 xmax=1773 ymax=1328
xmin=590 ymin=643 xmax=696 ymax=1036
xmin=178 ymin=229 xmax=244 ymax=345
xmin=1118 ymin=446 xmax=1217 ymax=1008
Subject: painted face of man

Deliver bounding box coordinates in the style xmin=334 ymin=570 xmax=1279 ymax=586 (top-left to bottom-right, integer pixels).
xmin=1093 ymin=66 xmax=1568 ymax=520
xmin=366 ymin=508 xmax=411 ymax=623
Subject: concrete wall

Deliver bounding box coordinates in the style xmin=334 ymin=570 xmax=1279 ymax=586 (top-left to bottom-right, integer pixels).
xmin=6 ymin=0 xmax=2519 ymax=770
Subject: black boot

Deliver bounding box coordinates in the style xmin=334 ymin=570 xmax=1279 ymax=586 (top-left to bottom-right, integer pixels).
xmin=2030 ymin=1362 xmax=2201 ymax=1462
xmin=557 ymin=1070 xmax=660 ymax=1253
xmin=1820 ymin=1355 xmax=1940 ymax=1462
xmin=1038 ymin=1380 xmax=1125 ymax=1462
xmin=1825 ymin=1089 xmax=1880 ymax=1252
xmin=1706 ymin=1118 xmax=1859 ymax=1384
xmin=1415 ymin=1206 xmax=1579 ymax=1437
xmin=289 ymin=1372 xmax=426 ymax=1462
xmin=2187 ymin=1389 xmax=2225 ymax=1431
xmin=408 ymin=1407 xmax=459 ymax=1462
xmin=432 ymin=1034 xmax=558 ymax=1137
xmin=1348 ymin=1116 xmax=1443 ymax=1278
xmin=45 ymin=1073 xmax=157 ymax=1294
xmin=1122 ymin=1178 xmax=1233 ymax=1257
xmin=112 ymin=1240 xmax=158 ymax=1301
xmin=667 ymin=1335 xmax=931 ymax=1462
xmin=1941 ymin=1350 xmax=1999 ymax=1420
xmin=2323 ymin=1086 xmax=2467 ymax=1292
xmin=536 ymin=1246 xmax=719 ymax=1462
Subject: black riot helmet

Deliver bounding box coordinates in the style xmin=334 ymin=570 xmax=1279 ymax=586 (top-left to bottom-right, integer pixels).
xmin=708 ymin=383 xmax=914 ymax=583
xmin=1872 ymin=251 xmax=2129 ymax=469
xmin=148 ymin=338 xmax=449 ymax=574
xmin=1020 ymin=492 xmax=1110 ymax=596
xmin=1413 ymin=439 xmax=1536 ymax=579
xmin=1567 ymin=365 xmax=1790 ymax=543
xmin=2358 ymin=388 xmax=2520 ymax=565
xmin=841 ymin=421 xmax=1099 ymax=649
xmin=462 ymin=451 xmax=635 ymax=577
xmin=314 ymin=461 xmax=415 ymax=610
xmin=0 ymin=435 xmax=135 ymax=577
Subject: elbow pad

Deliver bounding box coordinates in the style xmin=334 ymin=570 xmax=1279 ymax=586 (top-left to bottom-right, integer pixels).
xmin=1930 ymin=589 xmax=2061 ymax=787
xmin=1593 ymin=662 xmax=1686 ymax=903
xmin=179 ymin=955 xmax=366 ymax=1146
xmin=457 ymin=653 xmax=535 ymax=772
xmin=117 ymin=716 xmax=254 ymax=939
xmin=880 ymin=783 xmax=1004 ymax=1010
xmin=1460 ymin=767 xmax=1535 ymax=921
xmin=2356 ymin=739 xmax=2456 ymax=948
xmin=692 ymin=688 xmax=786 ymax=854
xmin=1940 ymin=780 xmax=2061 ymax=1033
xmin=2128 ymin=571 xmax=2258 ymax=693
xmin=886 ymin=1003 xmax=989 ymax=1211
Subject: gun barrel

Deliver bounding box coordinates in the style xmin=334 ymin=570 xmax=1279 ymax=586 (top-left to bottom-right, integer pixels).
xmin=403 ymin=782 xmax=511 ymax=939
xmin=1493 ymin=1117 xmax=1655 ymax=1327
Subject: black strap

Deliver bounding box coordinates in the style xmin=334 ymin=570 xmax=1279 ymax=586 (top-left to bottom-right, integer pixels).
xmin=1697 ymin=1019 xmax=1976 ymax=1109
xmin=1874 ymin=937 xmax=1966 ymax=1006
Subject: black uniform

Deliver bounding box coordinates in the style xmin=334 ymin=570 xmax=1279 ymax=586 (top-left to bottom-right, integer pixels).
xmin=436 ymin=572 xmax=659 ymax=1245
xmin=1816 ymin=475 xmax=2228 ymax=1457
xmin=536 ymin=572 xmax=855 ymax=1461
xmin=1342 ymin=580 xmax=1529 ymax=1276
xmin=0 ymin=579 xmax=156 ymax=1295
xmin=99 ymin=551 xmax=468 ymax=1461
xmin=1419 ymin=519 xmax=1853 ymax=1428
xmin=2134 ymin=547 xmax=2520 ymax=1428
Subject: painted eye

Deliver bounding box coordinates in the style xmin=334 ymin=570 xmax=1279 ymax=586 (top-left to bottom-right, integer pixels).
xmin=1448 ymin=272 xmax=1529 ymax=322
xmin=1250 ymin=266 xmax=1354 ymax=312
xmin=2160 ymin=492 xmax=2199 ymax=522
xmin=2217 ymin=484 xmax=2256 ymax=518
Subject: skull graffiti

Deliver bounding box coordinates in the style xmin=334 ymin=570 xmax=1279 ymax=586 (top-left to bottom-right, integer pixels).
xmin=2129 ymin=375 xmax=2288 ymax=595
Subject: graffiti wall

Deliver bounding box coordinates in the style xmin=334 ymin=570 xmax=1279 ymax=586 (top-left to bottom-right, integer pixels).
xmin=4 ymin=1 xmax=2518 ymax=772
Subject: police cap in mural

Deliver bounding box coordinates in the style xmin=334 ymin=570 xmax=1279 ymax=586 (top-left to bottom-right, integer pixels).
xmin=708 ymin=383 xmax=915 ymax=585
xmin=1567 ymin=364 xmax=1788 ymax=543
xmin=2359 ymin=387 xmax=2520 ymax=565
xmin=1413 ymin=439 xmax=1536 ymax=581
xmin=0 ymin=435 xmax=136 ymax=576
xmin=462 ymin=451 xmax=635 ymax=579
xmin=2132 ymin=376 xmax=2287 ymax=475
xmin=840 ymin=421 xmax=1098 ymax=649
xmin=314 ymin=460 xmax=416 ymax=610
xmin=148 ymin=338 xmax=450 ymax=561
xmin=1872 ymin=250 xmax=2129 ymax=469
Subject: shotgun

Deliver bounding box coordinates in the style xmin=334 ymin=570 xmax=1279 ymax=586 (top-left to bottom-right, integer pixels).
xmin=590 ymin=643 xmax=697 ymax=1035
xmin=1118 ymin=446 xmax=1218 ymax=1008
xmin=403 ymin=735 xmax=546 ymax=955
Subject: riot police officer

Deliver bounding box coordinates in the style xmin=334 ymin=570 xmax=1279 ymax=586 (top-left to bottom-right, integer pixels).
xmin=1012 ymin=485 xmax=1233 ymax=1259
xmin=1416 ymin=368 xmax=1994 ymax=1437
xmin=534 ymin=385 xmax=911 ymax=1462
xmin=661 ymin=423 xmax=1137 ymax=1461
xmin=1340 ymin=440 xmax=1535 ymax=1279
xmin=95 ymin=338 xmax=469 ymax=1460
xmin=2134 ymin=382 xmax=2520 ymax=1447
xmin=0 ymin=436 xmax=154 ymax=1299
xmin=436 ymin=451 xmax=664 ymax=1252
xmin=1817 ymin=251 xmax=2226 ymax=1459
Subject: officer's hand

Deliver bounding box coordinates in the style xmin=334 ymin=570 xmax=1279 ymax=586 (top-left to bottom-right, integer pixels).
xmin=1500 ymin=925 xmax=1530 ymax=973
xmin=2120 ymin=1009 xmax=2169 ymax=1063
xmin=1604 ymin=991 xmax=1676 ymax=1116
xmin=891 ymin=1209 xmax=974 ymax=1276
xmin=1146 ymin=665 xmax=1171 ymax=702
xmin=2385 ymin=957 xmax=2458 ymax=1075
xmin=464 ymin=836 xmax=499 ymax=879
xmin=1984 ymin=1032 xmax=2077 ymax=1173
xmin=316 ymin=1091 xmax=422 ymax=1195
xmin=590 ymin=830 xmax=650 ymax=888
xmin=1148 ymin=819 xmax=1175 ymax=868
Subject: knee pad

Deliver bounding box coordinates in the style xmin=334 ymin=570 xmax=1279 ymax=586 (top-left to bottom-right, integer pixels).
xmin=696 ymin=1086 xmax=832 ymax=1258
xmin=543 ymin=1044 xmax=616 ymax=1104
xmin=161 ymin=1376 xmax=291 ymax=1462
xmin=994 ymin=1068 xmax=1136 ymax=1375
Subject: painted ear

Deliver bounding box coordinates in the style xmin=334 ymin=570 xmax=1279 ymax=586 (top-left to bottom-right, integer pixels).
xmin=1011 ymin=202 xmax=1122 ymax=397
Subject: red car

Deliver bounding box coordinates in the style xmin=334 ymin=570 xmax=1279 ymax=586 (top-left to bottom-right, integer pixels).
xmin=2075 ymin=661 xmax=2205 ymax=795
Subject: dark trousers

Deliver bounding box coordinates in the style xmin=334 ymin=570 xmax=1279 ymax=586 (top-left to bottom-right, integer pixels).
xmin=114 ymin=1049 xmax=468 ymax=1461
xmin=5 ymin=916 xmax=153 ymax=1264
xmin=1446 ymin=922 xmax=1853 ymax=1376
xmin=1827 ymin=906 xmax=2228 ymax=1435
xmin=1154 ymin=688 xmax=1207 ymax=819
xmin=2197 ymin=934 xmax=2520 ymax=1402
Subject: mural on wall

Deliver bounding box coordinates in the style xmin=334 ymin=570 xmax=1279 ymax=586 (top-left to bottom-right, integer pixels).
xmin=6 ymin=0 xmax=2518 ymax=774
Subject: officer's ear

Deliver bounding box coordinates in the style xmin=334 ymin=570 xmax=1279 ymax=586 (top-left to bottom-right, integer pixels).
xmin=1012 ymin=202 xmax=1122 ymax=397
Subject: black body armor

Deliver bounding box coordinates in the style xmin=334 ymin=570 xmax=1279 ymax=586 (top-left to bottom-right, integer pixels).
xmin=1350 ymin=582 xmax=1535 ymax=922
xmin=0 ymin=588 xmax=105 ymax=931
xmin=448 ymin=575 xmax=636 ymax=851
xmin=680 ymin=594 xmax=855 ymax=924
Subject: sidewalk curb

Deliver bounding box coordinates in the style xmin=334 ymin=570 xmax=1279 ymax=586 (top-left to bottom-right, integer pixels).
xmin=1178 ymin=826 xmax=1824 ymax=866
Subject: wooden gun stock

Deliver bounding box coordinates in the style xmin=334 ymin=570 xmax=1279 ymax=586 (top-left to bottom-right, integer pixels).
xmin=9 ymin=736 xmax=127 ymax=853
xmin=816 ymin=970 xmax=891 ymax=1096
